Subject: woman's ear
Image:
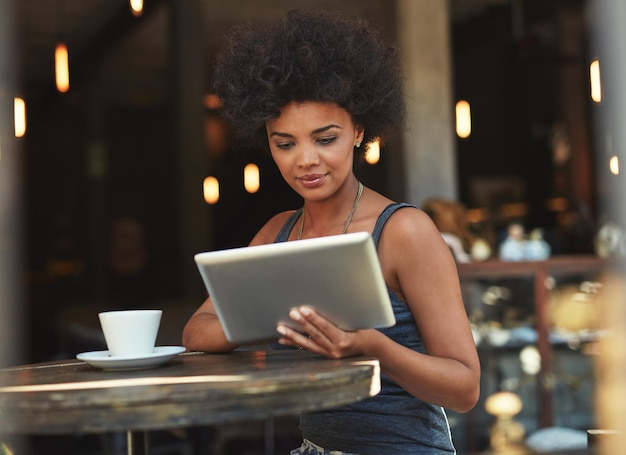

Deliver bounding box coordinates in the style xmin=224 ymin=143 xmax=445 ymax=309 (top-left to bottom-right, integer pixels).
xmin=355 ymin=127 xmax=365 ymax=148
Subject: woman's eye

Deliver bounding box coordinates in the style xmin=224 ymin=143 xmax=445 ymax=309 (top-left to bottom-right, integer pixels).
xmin=276 ymin=142 xmax=294 ymax=150
xmin=317 ymin=136 xmax=336 ymax=145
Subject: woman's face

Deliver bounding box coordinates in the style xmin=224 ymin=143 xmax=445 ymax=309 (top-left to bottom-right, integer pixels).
xmin=265 ymin=101 xmax=364 ymax=201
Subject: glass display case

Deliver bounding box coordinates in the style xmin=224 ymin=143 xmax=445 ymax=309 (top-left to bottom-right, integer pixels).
xmin=452 ymin=255 xmax=610 ymax=452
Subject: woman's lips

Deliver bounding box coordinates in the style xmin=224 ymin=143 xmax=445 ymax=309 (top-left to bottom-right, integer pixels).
xmin=299 ymin=174 xmax=326 ymax=188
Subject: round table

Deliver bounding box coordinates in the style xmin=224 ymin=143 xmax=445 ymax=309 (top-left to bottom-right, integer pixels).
xmin=0 ymin=350 xmax=379 ymax=453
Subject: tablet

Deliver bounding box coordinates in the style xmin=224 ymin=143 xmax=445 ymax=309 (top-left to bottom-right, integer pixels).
xmin=194 ymin=231 xmax=396 ymax=344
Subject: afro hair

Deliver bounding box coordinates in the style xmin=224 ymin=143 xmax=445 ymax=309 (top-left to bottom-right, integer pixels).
xmin=213 ymin=9 xmax=406 ymax=155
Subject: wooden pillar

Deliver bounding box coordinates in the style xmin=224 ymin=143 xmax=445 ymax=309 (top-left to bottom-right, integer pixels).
xmin=0 ymin=0 xmax=25 ymax=368
xmin=395 ymin=0 xmax=457 ymax=205
xmin=170 ymin=0 xmax=210 ymax=301
xmin=534 ymin=267 xmax=554 ymax=428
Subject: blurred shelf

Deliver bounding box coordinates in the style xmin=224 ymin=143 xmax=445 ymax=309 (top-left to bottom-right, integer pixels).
xmin=457 ymin=255 xmax=611 ymax=428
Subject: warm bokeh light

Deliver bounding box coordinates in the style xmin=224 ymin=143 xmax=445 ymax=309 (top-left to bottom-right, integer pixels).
xmin=14 ymin=97 xmax=26 ymax=138
xmin=456 ymin=100 xmax=471 ymax=138
xmin=519 ymin=345 xmax=541 ymax=375
xmin=590 ymin=59 xmax=602 ymax=103
xmin=204 ymin=93 xmax=223 ymax=110
xmin=365 ymin=139 xmax=380 ymax=164
xmin=203 ymin=176 xmax=219 ymax=204
xmin=244 ymin=163 xmax=260 ymax=193
xmin=466 ymin=207 xmax=489 ymax=223
xmin=485 ymin=391 xmax=523 ymax=418
xmin=55 ymin=43 xmax=70 ymax=93
xmin=546 ymin=197 xmax=569 ymax=212
xmin=609 ymin=155 xmax=620 ymax=175
xmin=499 ymin=202 xmax=528 ymax=218
xmin=129 ymin=0 xmax=143 ymax=17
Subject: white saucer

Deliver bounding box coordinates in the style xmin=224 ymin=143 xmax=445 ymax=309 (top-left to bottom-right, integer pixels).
xmin=76 ymin=346 xmax=186 ymax=371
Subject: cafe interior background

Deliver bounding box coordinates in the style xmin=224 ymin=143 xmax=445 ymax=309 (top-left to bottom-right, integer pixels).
xmin=1 ymin=0 xmax=626 ymax=453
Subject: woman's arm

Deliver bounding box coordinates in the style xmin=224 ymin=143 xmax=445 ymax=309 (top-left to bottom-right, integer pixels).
xmin=375 ymin=207 xmax=480 ymax=411
xmin=181 ymin=296 xmax=239 ymax=352
xmin=182 ymin=211 xmax=294 ymax=352
xmin=276 ymin=208 xmax=480 ymax=412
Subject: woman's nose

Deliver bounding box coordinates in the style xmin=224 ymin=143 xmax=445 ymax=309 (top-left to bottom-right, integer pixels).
xmin=297 ymin=144 xmax=320 ymax=167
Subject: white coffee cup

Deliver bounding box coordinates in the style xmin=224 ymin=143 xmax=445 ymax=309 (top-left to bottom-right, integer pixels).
xmin=98 ymin=309 xmax=162 ymax=357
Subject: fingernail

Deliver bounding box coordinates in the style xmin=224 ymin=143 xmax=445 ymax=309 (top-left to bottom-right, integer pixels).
xmin=300 ymin=306 xmax=311 ymax=316
xmin=277 ymin=326 xmax=287 ymax=336
xmin=289 ymin=309 xmax=302 ymax=321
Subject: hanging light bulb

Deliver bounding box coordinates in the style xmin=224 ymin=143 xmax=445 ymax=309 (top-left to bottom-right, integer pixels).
xmin=203 ymin=176 xmax=220 ymax=204
xmin=365 ymin=139 xmax=381 ymax=165
xmin=129 ymin=0 xmax=143 ymax=17
xmin=609 ymin=156 xmax=619 ymax=175
xmin=55 ymin=42 xmax=70 ymax=93
xmin=14 ymin=97 xmax=26 ymax=138
xmin=244 ymin=163 xmax=260 ymax=193
xmin=590 ymin=59 xmax=602 ymax=103
xmin=456 ymin=100 xmax=471 ymax=138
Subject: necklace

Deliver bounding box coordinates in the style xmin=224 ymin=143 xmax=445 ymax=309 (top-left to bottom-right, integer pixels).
xmin=297 ymin=181 xmax=364 ymax=240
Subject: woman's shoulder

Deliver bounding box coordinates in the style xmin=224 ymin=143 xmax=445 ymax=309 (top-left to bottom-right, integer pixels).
xmin=249 ymin=210 xmax=299 ymax=246
xmin=378 ymin=203 xmax=442 ymax=243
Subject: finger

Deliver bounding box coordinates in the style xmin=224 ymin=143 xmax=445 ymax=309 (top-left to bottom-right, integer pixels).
xmin=277 ymin=338 xmax=299 ymax=349
xmin=296 ymin=306 xmax=336 ymax=332
xmin=291 ymin=307 xmax=337 ymax=345
xmin=277 ymin=324 xmax=312 ymax=347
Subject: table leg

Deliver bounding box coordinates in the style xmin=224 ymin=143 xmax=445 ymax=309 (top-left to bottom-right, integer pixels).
xmin=126 ymin=430 xmax=149 ymax=455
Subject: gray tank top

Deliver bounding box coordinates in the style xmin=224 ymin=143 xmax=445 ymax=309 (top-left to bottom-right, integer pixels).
xmin=272 ymin=203 xmax=456 ymax=454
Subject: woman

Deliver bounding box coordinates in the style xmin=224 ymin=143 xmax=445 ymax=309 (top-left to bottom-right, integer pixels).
xmin=182 ymin=9 xmax=480 ymax=454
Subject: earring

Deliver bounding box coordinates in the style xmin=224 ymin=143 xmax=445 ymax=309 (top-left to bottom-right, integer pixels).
xmin=355 ymin=142 xmax=361 ymax=148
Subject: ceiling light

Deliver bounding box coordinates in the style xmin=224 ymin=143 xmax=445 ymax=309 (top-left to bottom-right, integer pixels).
xmin=244 ymin=163 xmax=260 ymax=193
xmin=129 ymin=0 xmax=143 ymax=17
xmin=590 ymin=59 xmax=602 ymax=103
xmin=456 ymin=100 xmax=471 ymax=138
xmin=55 ymin=42 xmax=70 ymax=93
xmin=14 ymin=97 xmax=26 ymax=138
xmin=203 ymin=177 xmax=219 ymax=204
xmin=609 ymin=155 xmax=619 ymax=175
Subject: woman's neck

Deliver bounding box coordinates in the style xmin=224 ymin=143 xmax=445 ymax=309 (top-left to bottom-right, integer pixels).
xmin=298 ymin=179 xmax=364 ymax=239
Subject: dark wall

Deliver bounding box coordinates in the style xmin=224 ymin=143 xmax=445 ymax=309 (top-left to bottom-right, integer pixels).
xmin=452 ymin=2 xmax=596 ymax=253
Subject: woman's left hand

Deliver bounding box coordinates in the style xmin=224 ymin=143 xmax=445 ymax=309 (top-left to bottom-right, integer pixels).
xmin=276 ymin=306 xmax=365 ymax=358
